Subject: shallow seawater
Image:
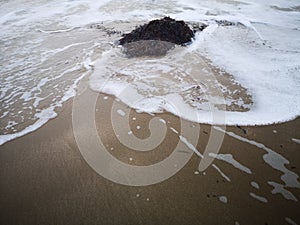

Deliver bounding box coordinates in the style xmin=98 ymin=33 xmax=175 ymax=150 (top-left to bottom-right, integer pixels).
xmin=90 ymin=42 xmax=253 ymax=124
xmin=0 ymin=0 xmax=300 ymax=144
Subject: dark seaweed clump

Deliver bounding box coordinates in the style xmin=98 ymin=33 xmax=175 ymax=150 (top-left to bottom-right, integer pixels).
xmin=119 ymin=17 xmax=195 ymax=46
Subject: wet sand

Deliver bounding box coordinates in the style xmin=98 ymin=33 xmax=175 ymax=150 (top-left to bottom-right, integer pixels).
xmin=0 ymin=90 xmax=299 ymax=225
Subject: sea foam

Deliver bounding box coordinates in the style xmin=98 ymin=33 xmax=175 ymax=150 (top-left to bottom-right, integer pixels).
xmin=0 ymin=0 xmax=299 ymax=146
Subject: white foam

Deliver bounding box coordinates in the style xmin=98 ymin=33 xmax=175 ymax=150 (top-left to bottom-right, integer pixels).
xmin=218 ymin=196 xmax=228 ymax=204
xmin=196 ymin=24 xmax=300 ymax=125
xmin=0 ymin=108 xmax=57 ymax=145
xmin=251 ymin=181 xmax=260 ymax=189
xmin=159 ymin=119 xmax=166 ymax=124
xmin=178 ymin=134 xmax=231 ymax=181
xmin=215 ymin=127 xmax=300 ymax=190
xmin=87 ymin=0 xmax=300 ymax=126
xmin=179 ymin=135 xmax=203 ymax=158
xmin=0 ymin=69 xmax=89 ymax=145
xmin=90 ymin=24 xmax=300 ymax=125
xmin=209 ymin=153 xmax=252 ymax=174
xmin=90 ymin=49 xmax=224 ymax=125
xmin=268 ymin=181 xmax=298 ymax=202
xmin=291 ymin=138 xmax=300 ymax=145
xmin=170 ymin=127 xmax=179 ymax=134
xmin=212 ymin=164 xmax=231 ymax=182
xmin=285 ymin=217 xmax=298 ymax=225
xmin=0 ymin=14 xmax=96 ymax=145
xmin=249 ymin=192 xmax=268 ymax=203
xmin=117 ymin=109 xmax=126 ymax=117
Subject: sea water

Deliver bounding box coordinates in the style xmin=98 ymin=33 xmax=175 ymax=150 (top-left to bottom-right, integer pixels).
xmin=0 ymin=0 xmax=300 ymax=145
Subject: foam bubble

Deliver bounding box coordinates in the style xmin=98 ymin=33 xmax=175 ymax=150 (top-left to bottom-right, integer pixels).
xmin=218 ymin=196 xmax=228 ymax=203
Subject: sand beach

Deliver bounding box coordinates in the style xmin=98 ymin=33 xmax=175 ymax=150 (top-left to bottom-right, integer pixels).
xmin=0 ymin=90 xmax=299 ymax=225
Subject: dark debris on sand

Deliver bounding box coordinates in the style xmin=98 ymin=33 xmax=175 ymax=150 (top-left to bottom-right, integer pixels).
xmin=119 ymin=17 xmax=196 ymax=46
xmin=118 ymin=17 xmax=207 ymax=57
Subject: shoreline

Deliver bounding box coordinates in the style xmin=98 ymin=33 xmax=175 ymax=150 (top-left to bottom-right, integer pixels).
xmin=1 ymin=89 xmax=298 ymax=147
xmin=0 ymin=91 xmax=299 ymax=225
